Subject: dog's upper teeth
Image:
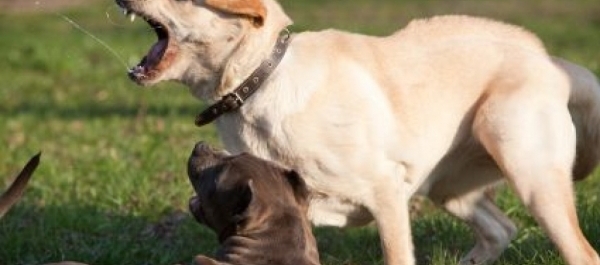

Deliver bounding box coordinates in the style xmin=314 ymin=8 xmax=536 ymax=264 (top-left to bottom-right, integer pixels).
xmin=121 ymin=7 xmax=136 ymax=21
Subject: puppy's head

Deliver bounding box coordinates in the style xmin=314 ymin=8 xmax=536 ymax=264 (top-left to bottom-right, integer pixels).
xmin=115 ymin=0 xmax=291 ymax=90
xmin=187 ymin=142 xmax=308 ymax=240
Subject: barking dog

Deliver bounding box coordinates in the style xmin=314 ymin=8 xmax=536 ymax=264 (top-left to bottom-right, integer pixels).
xmin=116 ymin=0 xmax=600 ymax=264
xmin=187 ymin=142 xmax=320 ymax=265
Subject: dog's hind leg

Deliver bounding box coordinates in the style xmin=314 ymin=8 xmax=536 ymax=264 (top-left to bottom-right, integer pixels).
xmin=473 ymin=80 xmax=600 ymax=265
xmin=431 ymin=188 xmax=516 ymax=265
xmin=429 ymin=157 xmax=516 ymax=265
xmin=428 ymin=140 xmax=517 ymax=264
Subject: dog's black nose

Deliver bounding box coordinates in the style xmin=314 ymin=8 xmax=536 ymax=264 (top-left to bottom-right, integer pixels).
xmin=192 ymin=141 xmax=230 ymax=157
xmin=189 ymin=142 xmax=230 ymax=175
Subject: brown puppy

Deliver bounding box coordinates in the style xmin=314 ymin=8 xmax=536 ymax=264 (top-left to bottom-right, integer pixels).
xmin=187 ymin=142 xmax=320 ymax=265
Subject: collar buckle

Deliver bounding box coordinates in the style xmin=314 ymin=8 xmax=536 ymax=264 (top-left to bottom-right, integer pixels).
xmin=221 ymin=91 xmax=244 ymax=111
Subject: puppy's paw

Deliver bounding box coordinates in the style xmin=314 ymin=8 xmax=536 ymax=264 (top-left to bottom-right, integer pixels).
xmin=194 ymin=255 xmax=220 ymax=265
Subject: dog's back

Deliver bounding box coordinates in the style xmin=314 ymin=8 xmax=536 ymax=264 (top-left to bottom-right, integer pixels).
xmin=392 ymin=15 xmax=546 ymax=54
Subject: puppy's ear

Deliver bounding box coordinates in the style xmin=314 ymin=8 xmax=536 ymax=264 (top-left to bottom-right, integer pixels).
xmin=231 ymin=179 xmax=254 ymax=222
xmin=205 ymin=0 xmax=266 ymax=27
xmin=284 ymin=170 xmax=309 ymax=206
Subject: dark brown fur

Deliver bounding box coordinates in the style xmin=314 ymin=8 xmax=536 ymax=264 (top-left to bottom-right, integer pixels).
xmin=187 ymin=142 xmax=320 ymax=265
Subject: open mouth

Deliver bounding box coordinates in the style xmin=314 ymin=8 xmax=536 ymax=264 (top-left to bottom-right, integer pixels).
xmin=118 ymin=5 xmax=179 ymax=84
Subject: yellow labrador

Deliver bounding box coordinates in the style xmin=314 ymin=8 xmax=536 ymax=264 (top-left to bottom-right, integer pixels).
xmin=116 ymin=0 xmax=600 ymax=264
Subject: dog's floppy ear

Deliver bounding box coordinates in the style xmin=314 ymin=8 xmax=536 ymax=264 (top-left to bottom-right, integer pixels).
xmin=205 ymin=0 xmax=266 ymax=27
xmin=231 ymin=179 xmax=254 ymax=223
xmin=284 ymin=170 xmax=309 ymax=206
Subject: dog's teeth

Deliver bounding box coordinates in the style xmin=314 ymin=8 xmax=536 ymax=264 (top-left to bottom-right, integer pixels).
xmin=129 ymin=13 xmax=136 ymax=22
xmin=122 ymin=8 xmax=128 ymax=16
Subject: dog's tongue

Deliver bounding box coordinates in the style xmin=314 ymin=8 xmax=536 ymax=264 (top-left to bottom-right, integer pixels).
xmin=145 ymin=39 xmax=167 ymax=67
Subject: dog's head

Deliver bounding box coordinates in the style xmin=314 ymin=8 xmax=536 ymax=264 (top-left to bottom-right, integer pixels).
xmin=187 ymin=142 xmax=309 ymax=241
xmin=115 ymin=0 xmax=291 ymax=94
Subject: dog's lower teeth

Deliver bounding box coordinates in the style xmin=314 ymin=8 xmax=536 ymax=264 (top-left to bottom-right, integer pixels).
xmin=129 ymin=13 xmax=136 ymax=22
xmin=128 ymin=65 xmax=146 ymax=76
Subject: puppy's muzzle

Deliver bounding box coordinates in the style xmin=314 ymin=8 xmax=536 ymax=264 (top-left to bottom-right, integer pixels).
xmin=187 ymin=142 xmax=231 ymax=224
xmin=189 ymin=141 xmax=229 ymax=170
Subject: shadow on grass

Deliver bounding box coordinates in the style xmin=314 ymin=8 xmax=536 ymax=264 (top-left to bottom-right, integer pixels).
xmin=312 ymin=201 xmax=600 ymax=265
xmin=2 ymin=200 xmax=598 ymax=265
xmin=0 ymin=203 xmax=216 ymax=265
xmin=313 ymin=220 xmax=467 ymax=265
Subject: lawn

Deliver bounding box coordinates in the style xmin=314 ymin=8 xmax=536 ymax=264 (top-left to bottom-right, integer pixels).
xmin=0 ymin=0 xmax=598 ymax=264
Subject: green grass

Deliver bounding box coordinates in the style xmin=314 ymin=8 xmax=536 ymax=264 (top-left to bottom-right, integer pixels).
xmin=0 ymin=0 xmax=599 ymax=264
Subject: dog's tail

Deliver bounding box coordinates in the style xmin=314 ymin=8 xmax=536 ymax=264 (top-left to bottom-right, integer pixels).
xmin=0 ymin=152 xmax=41 ymax=219
xmin=556 ymin=57 xmax=600 ymax=181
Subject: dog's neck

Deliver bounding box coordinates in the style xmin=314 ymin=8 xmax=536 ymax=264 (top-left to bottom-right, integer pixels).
xmin=216 ymin=210 xmax=319 ymax=265
xmin=183 ymin=26 xmax=284 ymax=104
xmin=185 ymin=1 xmax=292 ymax=103
xmin=213 ymin=1 xmax=292 ymax=100
xmin=194 ymin=31 xmax=291 ymax=127
xmin=215 ymin=31 xmax=282 ymax=99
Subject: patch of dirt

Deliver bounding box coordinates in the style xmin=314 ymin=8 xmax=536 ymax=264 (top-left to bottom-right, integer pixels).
xmin=0 ymin=0 xmax=97 ymax=13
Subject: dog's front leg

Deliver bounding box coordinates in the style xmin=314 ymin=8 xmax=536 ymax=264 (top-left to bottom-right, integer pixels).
xmin=367 ymin=170 xmax=415 ymax=265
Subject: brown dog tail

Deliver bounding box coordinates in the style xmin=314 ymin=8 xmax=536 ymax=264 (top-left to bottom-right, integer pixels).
xmin=0 ymin=152 xmax=41 ymax=219
xmin=556 ymin=57 xmax=600 ymax=181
